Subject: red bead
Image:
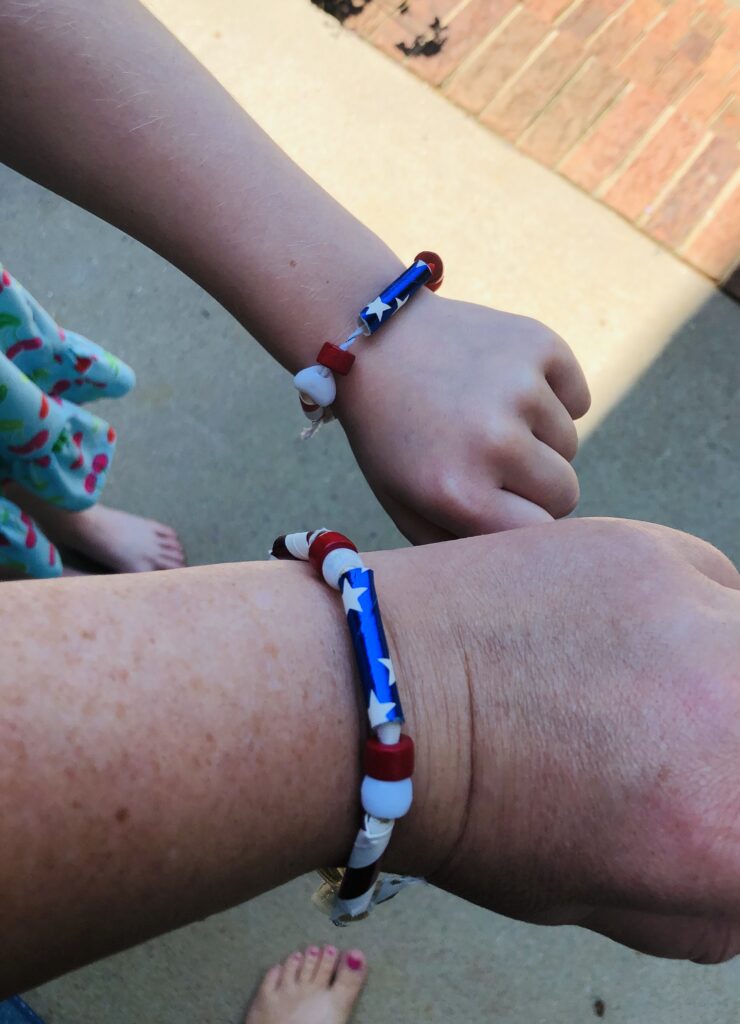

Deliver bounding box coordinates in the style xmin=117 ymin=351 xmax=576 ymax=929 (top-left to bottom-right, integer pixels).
xmin=308 ymin=531 xmax=358 ymax=574
xmin=271 ymin=535 xmax=298 ymax=560
xmin=364 ymin=734 xmax=415 ymax=781
xmin=299 ymin=396 xmax=320 ymax=413
xmin=415 ymin=250 xmax=444 ymax=292
xmin=316 ymin=342 xmax=356 ymax=376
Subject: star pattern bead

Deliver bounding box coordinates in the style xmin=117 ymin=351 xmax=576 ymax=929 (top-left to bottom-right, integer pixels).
xmin=378 ymin=657 xmax=396 ymax=688
xmin=342 ymin=577 xmax=367 ymax=614
xmin=269 ymin=529 xmax=417 ymax=923
xmin=364 ymin=296 xmax=391 ymax=322
xmin=368 ymin=688 xmax=397 ymax=727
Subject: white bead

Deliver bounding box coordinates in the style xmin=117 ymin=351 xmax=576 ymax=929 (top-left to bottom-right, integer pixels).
xmin=361 ymin=776 xmax=413 ymax=820
xmin=294 ymin=365 xmax=336 ymax=407
xmin=323 ymin=548 xmax=364 ymax=590
xmin=284 ymin=532 xmax=311 ymax=560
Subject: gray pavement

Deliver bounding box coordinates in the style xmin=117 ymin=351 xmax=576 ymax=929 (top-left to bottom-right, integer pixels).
xmin=576 ymin=289 xmax=740 ymax=566
xmin=2 ymin=0 xmax=738 ymax=1020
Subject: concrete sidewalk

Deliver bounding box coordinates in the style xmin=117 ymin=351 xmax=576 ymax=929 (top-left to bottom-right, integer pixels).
xmin=346 ymin=0 xmax=740 ymax=296
xmin=2 ymin=0 xmax=736 ymax=1021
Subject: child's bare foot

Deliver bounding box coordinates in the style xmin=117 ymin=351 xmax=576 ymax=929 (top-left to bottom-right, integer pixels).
xmin=245 ymin=946 xmax=367 ymax=1024
xmin=52 ymin=503 xmax=186 ymax=573
xmin=3 ymin=483 xmax=185 ymax=573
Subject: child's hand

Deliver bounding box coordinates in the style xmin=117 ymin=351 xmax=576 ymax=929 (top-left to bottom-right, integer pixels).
xmin=336 ymin=293 xmax=591 ymax=543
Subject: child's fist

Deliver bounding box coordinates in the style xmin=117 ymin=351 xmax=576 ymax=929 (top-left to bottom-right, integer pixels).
xmin=336 ymin=293 xmax=591 ymax=543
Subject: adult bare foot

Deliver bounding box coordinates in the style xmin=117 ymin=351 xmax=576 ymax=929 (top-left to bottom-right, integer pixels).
xmin=245 ymin=947 xmax=367 ymax=1024
xmin=3 ymin=483 xmax=185 ymax=572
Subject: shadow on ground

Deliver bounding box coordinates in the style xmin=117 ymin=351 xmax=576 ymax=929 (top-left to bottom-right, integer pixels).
xmin=575 ymin=291 xmax=739 ymax=565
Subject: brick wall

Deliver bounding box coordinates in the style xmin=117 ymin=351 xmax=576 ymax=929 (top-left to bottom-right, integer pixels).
xmin=341 ymin=0 xmax=740 ymax=298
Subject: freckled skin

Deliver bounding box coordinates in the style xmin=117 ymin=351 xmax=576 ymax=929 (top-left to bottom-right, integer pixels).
xmin=1 ymin=520 xmax=739 ymax=999
xmin=0 ymin=552 xmax=460 ymax=995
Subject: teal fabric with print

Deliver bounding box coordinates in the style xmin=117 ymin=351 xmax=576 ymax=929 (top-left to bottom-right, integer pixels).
xmin=0 ymin=264 xmax=134 ymax=578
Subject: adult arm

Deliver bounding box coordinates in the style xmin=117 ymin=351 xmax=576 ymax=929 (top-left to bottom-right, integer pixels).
xmin=2 ymin=519 xmax=739 ymax=995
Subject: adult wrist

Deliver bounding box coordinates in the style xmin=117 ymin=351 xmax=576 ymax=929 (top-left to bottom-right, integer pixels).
xmin=360 ymin=544 xmax=474 ymax=883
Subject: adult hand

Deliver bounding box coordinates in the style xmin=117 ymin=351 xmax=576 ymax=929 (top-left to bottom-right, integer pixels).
xmin=387 ymin=518 xmax=740 ymax=961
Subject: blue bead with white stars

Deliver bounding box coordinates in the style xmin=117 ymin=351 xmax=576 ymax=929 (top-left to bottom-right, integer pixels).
xmin=358 ymin=260 xmax=432 ymax=336
xmin=341 ymin=567 xmax=404 ymax=727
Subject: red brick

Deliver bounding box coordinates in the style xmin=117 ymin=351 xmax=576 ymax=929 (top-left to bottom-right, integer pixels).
xmin=684 ymin=183 xmax=740 ymax=278
xmin=520 ymin=57 xmax=626 ymax=165
xmin=645 ymin=135 xmax=740 ymax=246
xmin=525 ymin=0 xmax=574 ymax=22
xmin=370 ymin=15 xmax=413 ymax=61
xmin=626 ymin=0 xmax=663 ymax=18
xmin=603 ymin=111 xmax=705 ymax=220
xmin=587 ymin=0 xmax=663 ymax=68
xmin=618 ymin=28 xmax=674 ymax=84
xmin=649 ymin=0 xmax=695 ymax=45
xmin=628 ymin=0 xmax=665 ymax=23
xmin=712 ymin=97 xmax=740 ymax=144
xmin=678 ymin=29 xmax=716 ymax=64
xmin=446 ymin=8 xmax=550 ymax=113
xmin=381 ymin=0 xmax=460 ymax=23
xmin=346 ymin=4 xmax=387 ymax=35
xmin=652 ymin=51 xmax=700 ymax=100
xmin=678 ymin=75 xmax=733 ymax=122
xmin=561 ymin=82 xmax=664 ymax=190
xmin=696 ymin=0 xmax=729 ymax=19
xmin=559 ymin=0 xmax=623 ymax=41
xmin=407 ymin=0 xmax=517 ymax=86
xmin=702 ymin=43 xmax=739 ymax=81
xmin=480 ymin=31 xmax=585 ymax=139
xmin=369 ymin=0 xmax=461 ymax=60
xmin=691 ymin=10 xmax=726 ymax=43
xmin=719 ymin=7 xmax=740 ymax=51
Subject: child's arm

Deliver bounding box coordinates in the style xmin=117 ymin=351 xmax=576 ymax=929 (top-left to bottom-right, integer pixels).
xmin=0 ymin=0 xmax=590 ymax=540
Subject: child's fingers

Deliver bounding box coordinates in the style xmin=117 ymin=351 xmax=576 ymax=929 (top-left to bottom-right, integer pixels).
xmin=529 ymin=387 xmax=580 ymax=462
xmin=545 ymin=343 xmax=591 ymax=421
xmin=424 ymin=485 xmax=554 ymax=537
xmin=378 ymin=492 xmax=454 ymax=546
xmin=501 ymin=438 xmax=580 ymax=519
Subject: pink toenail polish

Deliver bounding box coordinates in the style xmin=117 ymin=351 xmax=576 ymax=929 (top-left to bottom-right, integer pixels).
xmin=346 ymin=954 xmax=363 ymax=971
xmin=307 ymin=946 xmax=319 ymax=956
xmin=325 ymin=946 xmax=337 ymax=956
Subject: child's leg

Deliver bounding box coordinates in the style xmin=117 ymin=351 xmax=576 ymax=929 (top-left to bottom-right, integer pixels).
xmin=243 ymin=947 xmax=366 ymax=1024
xmin=1 ymin=265 xmax=184 ymax=575
xmin=3 ymin=482 xmax=184 ymax=573
xmin=0 ymin=494 xmax=61 ymax=581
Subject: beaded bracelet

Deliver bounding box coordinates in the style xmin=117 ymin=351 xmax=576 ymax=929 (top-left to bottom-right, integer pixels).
xmin=294 ymin=252 xmax=443 ymax=436
xmin=270 ymin=528 xmax=423 ymax=924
